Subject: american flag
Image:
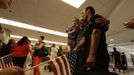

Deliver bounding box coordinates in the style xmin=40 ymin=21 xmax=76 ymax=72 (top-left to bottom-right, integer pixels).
xmin=47 ymin=55 xmax=71 ymax=75
xmin=66 ymin=50 xmax=78 ymax=74
xmin=0 ymin=54 xmax=14 ymax=70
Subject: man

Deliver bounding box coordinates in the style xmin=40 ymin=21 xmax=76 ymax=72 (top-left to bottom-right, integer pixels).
xmin=112 ymin=47 xmax=122 ymax=72
xmin=74 ymin=6 xmax=110 ymax=72
xmin=0 ymin=0 xmax=24 ymax=75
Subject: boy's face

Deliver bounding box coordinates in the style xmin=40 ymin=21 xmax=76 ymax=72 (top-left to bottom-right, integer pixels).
xmin=0 ymin=0 xmax=12 ymax=9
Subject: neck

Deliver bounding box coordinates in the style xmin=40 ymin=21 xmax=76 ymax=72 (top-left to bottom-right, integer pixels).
xmin=87 ymin=14 xmax=93 ymax=21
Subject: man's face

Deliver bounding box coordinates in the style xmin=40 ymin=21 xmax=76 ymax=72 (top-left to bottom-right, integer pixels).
xmin=81 ymin=9 xmax=90 ymax=20
xmin=0 ymin=0 xmax=12 ymax=9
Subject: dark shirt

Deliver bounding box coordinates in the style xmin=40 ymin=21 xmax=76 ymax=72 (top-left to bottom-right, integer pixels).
xmin=121 ymin=54 xmax=127 ymax=65
xmin=83 ymin=15 xmax=109 ymax=61
xmin=2 ymin=44 xmax=12 ymax=56
xmin=0 ymin=42 xmax=6 ymax=57
xmin=66 ymin=26 xmax=78 ymax=39
xmin=112 ymin=51 xmax=121 ymax=61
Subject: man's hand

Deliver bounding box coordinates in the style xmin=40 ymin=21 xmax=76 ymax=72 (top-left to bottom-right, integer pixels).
xmin=0 ymin=66 xmax=24 ymax=75
xmin=86 ymin=54 xmax=95 ymax=68
xmin=124 ymin=18 xmax=134 ymax=29
xmin=124 ymin=22 xmax=134 ymax=29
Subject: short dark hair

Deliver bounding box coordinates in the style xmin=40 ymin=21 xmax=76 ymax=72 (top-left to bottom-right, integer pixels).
xmin=85 ymin=6 xmax=95 ymax=15
xmin=40 ymin=36 xmax=44 ymax=40
xmin=113 ymin=47 xmax=116 ymax=50
xmin=17 ymin=36 xmax=29 ymax=46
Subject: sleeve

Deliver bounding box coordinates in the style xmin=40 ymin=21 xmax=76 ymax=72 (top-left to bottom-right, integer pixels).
xmin=93 ymin=23 xmax=104 ymax=31
xmin=93 ymin=15 xmax=110 ymax=31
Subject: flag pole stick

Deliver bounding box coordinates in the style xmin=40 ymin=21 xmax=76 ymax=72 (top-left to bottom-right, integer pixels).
xmin=24 ymin=60 xmax=49 ymax=72
xmin=24 ymin=55 xmax=64 ymax=72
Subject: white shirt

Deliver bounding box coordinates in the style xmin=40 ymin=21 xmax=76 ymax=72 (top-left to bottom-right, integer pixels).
xmin=50 ymin=47 xmax=58 ymax=59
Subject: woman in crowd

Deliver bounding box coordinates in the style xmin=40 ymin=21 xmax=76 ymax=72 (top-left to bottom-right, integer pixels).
xmin=0 ymin=40 xmax=6 ymax=57
xmin=12 ymin=36 xmax=32 ymax=68
xmin=50 ymin=44 xmax=58 ymax=59
xmin=33 ymin=36 xmax=45 ymax=75
xmin=66 ymin=17 xmax=79 ymax=50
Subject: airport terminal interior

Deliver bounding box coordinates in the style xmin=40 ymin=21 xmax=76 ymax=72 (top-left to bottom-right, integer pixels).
xmin=0 ymin=0 xmax=134 ymax=75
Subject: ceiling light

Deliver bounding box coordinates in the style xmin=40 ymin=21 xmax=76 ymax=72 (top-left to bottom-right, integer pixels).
xmin=108 ymin=44 xmax=115 ymax=46
xmin=110 ymin=39 xmax=114 ymax=42
xmin=11 ymin=35 xmax=67 ymax=45
xmin=0 ymin=18 xmax=68 ymax=37
xmin=61 ymin=0 xmax=86 ymax=8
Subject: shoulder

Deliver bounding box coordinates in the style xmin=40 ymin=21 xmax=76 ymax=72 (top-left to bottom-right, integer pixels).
xmin=93 ymin=15 xmax=110 ymax=31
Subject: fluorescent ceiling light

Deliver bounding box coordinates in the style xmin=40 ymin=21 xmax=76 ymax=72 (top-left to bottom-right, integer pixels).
xmin=110 ymin=39 xmax=114 ymax=42
xmin=61 ymin=0 xmax=86 ymax=8
xmin=11 ymin=35 xmax=67 ymax=45
xmin=0 ymin=18 xmax=68 ymax=37
xmin=108 ymin=44 xmax=115 ymax=46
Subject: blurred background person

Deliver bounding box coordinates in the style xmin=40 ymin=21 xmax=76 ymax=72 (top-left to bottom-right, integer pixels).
xmin=50 ymin=44 xmax=58 ymax=59
xmin=33 ymin=36 xmax=45 ymax=75
xmin=0 ymin=25 xmax=6 ymax=57
xmin=12 ymin=36 xmax=32 ymax=68
xmin=0 ymin=39 xmax=16 ymax=57
xmin=121 ymin=52 xmax=128 ymax=73
xmin=112 ymin=47 xmax=122 ymax=72
xmin=130 ymin=54 xmax=134 ymax=68
xmin=0 ymin=24 xmax=4 ymax=42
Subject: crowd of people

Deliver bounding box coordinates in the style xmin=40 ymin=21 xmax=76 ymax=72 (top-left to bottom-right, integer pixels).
xmin=0 ymin=0 xmax=134 ymax=75
xmin=0 ymin=35 xmax=65 ymax=75
xmin=112 ymin=47 xmax=128 ymax=73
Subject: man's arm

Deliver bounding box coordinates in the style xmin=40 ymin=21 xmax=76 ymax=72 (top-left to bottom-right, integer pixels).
xmin=0 ymin=67 xmax=24 ymax=75
xmin=86 ymin=29 xmax=101 ymax=67
xmin=89 ymin=29 xmax=101 ymax=55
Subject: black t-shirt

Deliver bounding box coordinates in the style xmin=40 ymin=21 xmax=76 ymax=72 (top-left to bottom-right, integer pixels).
xmin=112 ymin=51 xmax=121 ymax=60
xmin=83 ymin=15 xmax=109 ymax=59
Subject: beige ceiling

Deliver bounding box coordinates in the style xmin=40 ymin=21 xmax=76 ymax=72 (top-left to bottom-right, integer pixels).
xmin=0 ymin=0 xmax=134 ymax=45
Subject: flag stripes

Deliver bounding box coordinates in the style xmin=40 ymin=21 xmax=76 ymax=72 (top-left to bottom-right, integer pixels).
xmin=48 ymin=55 xmax=71 ymax=75
xmin=0 ymin=54 xmax=14 ymax=69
